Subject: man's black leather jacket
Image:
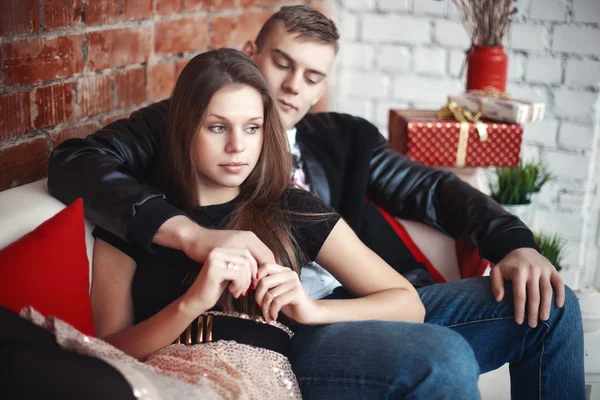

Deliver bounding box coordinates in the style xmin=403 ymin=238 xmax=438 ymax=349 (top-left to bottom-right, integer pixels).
xmin=48 ymin=100 xmax=538 ymax=264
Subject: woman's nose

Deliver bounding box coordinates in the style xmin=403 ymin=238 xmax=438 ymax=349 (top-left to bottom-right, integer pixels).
xmin=226 ymin=131 xmax=244 ymax=153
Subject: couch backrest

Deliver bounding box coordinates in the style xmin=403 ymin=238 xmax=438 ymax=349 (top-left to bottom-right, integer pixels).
xmin=0 ymin=179 xmax=465 ymax=284
xmin=0 ymin=179 xmax=96 ymax=278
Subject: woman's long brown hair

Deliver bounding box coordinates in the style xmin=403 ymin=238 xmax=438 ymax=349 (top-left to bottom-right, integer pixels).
xmin=156 ymin=48 xmax=304 ymax=315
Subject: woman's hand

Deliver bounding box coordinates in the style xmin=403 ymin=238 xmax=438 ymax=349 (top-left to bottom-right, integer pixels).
xmin=182 ymin=247 xmax=257 ymax=315
xmin=254 ymin=263 xmax=322 ymax=324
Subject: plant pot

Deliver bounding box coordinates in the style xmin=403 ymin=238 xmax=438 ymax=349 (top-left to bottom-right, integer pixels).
xmin=502 ymin=203 xmax=534 ymax=227
xmin=530 ymin=192 xmax=540 ymax=205
xmin=466 ymin=46 xmax=508 ymax=93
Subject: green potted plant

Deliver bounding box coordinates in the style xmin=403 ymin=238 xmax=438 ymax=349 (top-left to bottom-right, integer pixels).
xmin=529 ymin=162 xmax=552 ymax=206
xmin=533 ymin=232 xmax=566 ymax=272
xmin=488 ymin=160 xmax=552 ymax=226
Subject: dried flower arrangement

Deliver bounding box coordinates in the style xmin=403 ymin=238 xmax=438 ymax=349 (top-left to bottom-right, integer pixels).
xmin=441 ymin=0 xmax=519 ymax=46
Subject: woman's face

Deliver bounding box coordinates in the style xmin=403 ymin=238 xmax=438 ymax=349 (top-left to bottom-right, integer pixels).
xmin=193 ymin=84 xmax=264 ymax=199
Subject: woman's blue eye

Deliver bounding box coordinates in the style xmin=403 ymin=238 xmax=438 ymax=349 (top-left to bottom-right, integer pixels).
xmin=246 ymin=126 xmax=259 ymax=134
xmin=209 ymin=125 xmax=226 ymax=133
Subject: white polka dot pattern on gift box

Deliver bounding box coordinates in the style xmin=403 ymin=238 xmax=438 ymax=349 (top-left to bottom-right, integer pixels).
xmin=406 ymin=121 xmax=523 ymax=167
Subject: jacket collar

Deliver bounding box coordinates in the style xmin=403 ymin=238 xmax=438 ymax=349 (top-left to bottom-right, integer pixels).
xmin=295 ymin=127 xmax=331 ymax=205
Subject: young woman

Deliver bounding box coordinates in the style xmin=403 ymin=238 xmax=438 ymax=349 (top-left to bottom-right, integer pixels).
xmin=26 ymin=49 xmax=424 ymax=399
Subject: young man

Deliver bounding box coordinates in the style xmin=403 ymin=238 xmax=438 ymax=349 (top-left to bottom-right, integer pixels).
xmin=48 ymin=5 xmax=584 ymax=399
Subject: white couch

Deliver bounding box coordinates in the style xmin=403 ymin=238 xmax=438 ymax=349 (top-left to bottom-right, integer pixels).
xmin=0 ymin=178 xmax=510 ymax=399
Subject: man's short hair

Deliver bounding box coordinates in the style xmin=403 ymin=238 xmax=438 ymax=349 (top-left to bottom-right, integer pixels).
xmin=255 ymin=5 xmax=340 ymax=53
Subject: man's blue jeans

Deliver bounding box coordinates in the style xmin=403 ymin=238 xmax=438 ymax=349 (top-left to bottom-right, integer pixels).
xmin=289 ymin=277 xmax=585 ymax=399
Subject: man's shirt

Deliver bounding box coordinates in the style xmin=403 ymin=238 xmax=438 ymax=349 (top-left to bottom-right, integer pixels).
xmin=287 ymin=128 xmax=342 ymax=300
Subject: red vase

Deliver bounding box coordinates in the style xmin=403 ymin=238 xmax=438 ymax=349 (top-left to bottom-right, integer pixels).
xmin=466 ymin=46 xmax=508 ymax=93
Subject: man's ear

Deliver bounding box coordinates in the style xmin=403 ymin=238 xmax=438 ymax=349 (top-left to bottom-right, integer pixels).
xmin=242 ymin=41 xmax=257 ymax=59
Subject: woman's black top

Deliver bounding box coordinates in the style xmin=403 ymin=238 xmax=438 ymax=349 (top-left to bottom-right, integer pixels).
xmin=92 ymin=188 xmax=340 ymax=325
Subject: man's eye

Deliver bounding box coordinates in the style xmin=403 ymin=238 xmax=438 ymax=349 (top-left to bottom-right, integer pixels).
xmin=274 ymin=61 xmax=290 ymax=70
xmin=246 ymin=126 xmax=259 ymax=134
xmin=306 ymin=78 xmax=317 ymax=85
xmin=209 ymin=125 xmax=226 ymax=133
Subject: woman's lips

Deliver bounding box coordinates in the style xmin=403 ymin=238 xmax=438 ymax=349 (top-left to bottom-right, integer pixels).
xmin=219 ymin=164 xmax=247 ymax=173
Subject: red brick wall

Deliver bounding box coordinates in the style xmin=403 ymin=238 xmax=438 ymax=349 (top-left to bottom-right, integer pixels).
xmin=0 ymin=0 xmax=329 ymax=191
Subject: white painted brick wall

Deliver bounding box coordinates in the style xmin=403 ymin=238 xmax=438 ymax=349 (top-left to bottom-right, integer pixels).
xmin=554 ymin=89 xmax=597 ymax=121
xmin=506 ymin=83 xmax=549 ymax=103
xmin=331 ymin=1 xmax=600 ymax=283
xmin=413 ymin=0 xmax=447 ymax=16
xmin=338 ymin=11 xmax=359 ymax=42
xmin=562 ymin=243 xmax=582 ymax=270
xmin=336 ymin=99 xmax=372 ymax=121
xmin=448 ymin=50 xmax=466 ymax=78
xmin=521 ymin=144 xmax=542 ymax=164
xmin=510 ymin=24 xmax=548 ymax=52
xmin=558 ymin=122 xmax=595 ymax=150
xmin=376 ymin=0 xmax=411 ymax=12
xmin=362 ymin=15 xmax=430 ymax=44
xmin=339 ymin=42 xmax=375 ymax=70
xmin=392 ymin=76 xmax=462 ymax=103
xmin=560 ymin=267 xmax=580 ymax=288
xmin=565 ymin=59 xmax=600 ymax=87
xmin=507 ymin=0 xmax=531 ymax=24
xmin=525 ymin=56 xmax=563 ymax=84
xmin=572 ymin=0 xmax=600 ymax=24
xmin=536 ymin=180 xmax=560 ymax=206
xmin=530 ymin=0 xmax=567 ymax=21
xmin=338 ymin=71 xmax=390 ymax=99
xmin=434 ymin=20 xmax=470 ymax=48
xmin=534 ymin=210 xmax=584 ymax=241
xmin=558 ymin=193 xmax=586 ymax=213
xmin=412 ymin=100 xmax=447 ymax=109
xmin=377 ymin=45 xmax=411 ymax=73
xmin=552 ymin=26 xmax=600 ymax=55
xmin=340 ymin=0 xmax=374 ymax=11
xmin=508 ymin=53 xmax=526 ymax=81
xmin=413 ymin=48 xmax=446 ymax=76
xmin=543 ymin=151 xmax=590 ymax=181
xmin=522 ymin=119 xmax=559 ymax=147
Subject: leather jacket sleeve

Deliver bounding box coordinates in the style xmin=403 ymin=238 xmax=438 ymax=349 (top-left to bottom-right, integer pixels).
xmin=367 ymin=133 xmax=538 ymax=264
xmin=47 ymin=100 xmax=185 ymax=250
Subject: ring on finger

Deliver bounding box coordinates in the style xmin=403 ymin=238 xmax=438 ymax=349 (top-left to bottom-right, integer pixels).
xmin=264 ymin=292 xmax=277 ymax=305
xmin=226 ymin=260 xmax=238 ymax=270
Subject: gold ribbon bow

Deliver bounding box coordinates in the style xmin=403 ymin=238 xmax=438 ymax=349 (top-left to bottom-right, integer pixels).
xmin=436 ymin=99 xmax=488 ymax=167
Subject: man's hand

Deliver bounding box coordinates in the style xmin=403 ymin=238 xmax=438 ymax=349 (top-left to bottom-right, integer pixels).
xmin=153 ymin=215 xmax=275 ymax=271
xmin=491 ymin=247 xmax=565 ymax=328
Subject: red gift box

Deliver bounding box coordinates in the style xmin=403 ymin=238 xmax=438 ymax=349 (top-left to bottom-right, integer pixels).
xmin=389 ymin=110 xmax=523 ymax=168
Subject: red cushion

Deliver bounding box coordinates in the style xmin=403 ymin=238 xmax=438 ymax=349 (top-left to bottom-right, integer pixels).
xmin=0 ymin=198 xmax=95 ymax=336
xmin=455 ymin=239 xmax=491 ymax=279
xmin=375 ymin=205 xmax=490 ymax=282
xmin=375 ymin=205 xmax=447 ymax=283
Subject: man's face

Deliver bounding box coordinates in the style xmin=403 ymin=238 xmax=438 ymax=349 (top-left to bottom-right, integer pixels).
xmin=248 ymin=24 xmax=336 ymax=130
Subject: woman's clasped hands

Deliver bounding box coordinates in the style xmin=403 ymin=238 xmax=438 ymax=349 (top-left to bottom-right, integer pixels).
xmin=182 ymin=248 xmax=320 ymax=324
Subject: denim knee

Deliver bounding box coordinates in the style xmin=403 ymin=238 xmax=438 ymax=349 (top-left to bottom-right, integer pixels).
xmin=291 ymin=320 xmax=481 ymax=399
xmin=407 ymin=325 xmax=480 ymax=387
xmin=563 ymin=285 xmax=580 ymax=312
xmin=379 ymin=323 xmax=481 ymax=399
xmin=554 ymin=285 xmax=582 ymax=327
